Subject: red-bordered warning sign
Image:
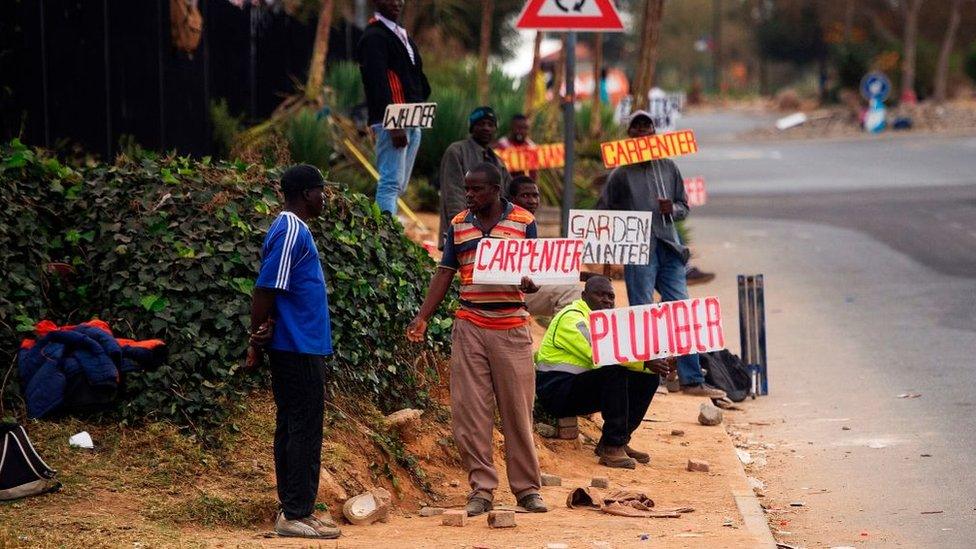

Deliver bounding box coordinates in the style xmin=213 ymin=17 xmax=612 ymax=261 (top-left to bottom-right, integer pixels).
xmin=515 ymin=0 xmax=625 ymax=32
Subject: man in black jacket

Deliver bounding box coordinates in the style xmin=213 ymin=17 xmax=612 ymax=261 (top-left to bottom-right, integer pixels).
xmin=357 ymin=0 xmax=431 ymax=215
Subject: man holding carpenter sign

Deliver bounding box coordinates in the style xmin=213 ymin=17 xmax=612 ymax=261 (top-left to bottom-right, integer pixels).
xmin=406 ymin=163 xmax=548 ymax=517
xmin=357 ymin=0 xmax=430 ymax=215
xmin=601 ymin=111 xmax=725 ymax=399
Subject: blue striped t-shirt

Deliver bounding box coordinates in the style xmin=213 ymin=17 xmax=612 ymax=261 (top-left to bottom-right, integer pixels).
xmin=255 ymin=211 xmax=333 ymax=356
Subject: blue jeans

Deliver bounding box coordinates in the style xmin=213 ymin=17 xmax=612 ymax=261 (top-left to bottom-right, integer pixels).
xmin=373 ymin=125 xmax=422 ymax=215
xmin=623 ymin=243 xmax=704 ymax=385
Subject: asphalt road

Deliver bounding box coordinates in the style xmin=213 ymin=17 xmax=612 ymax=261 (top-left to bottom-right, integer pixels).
xmin=676 ymin=111 xmax=976 ymax=547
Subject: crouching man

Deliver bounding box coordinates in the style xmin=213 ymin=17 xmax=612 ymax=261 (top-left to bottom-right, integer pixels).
xmin=535 ymin=276 xmax=674 ymax=469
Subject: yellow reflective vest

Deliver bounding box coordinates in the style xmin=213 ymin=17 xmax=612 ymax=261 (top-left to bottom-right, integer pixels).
xmin=535 ymin=299 xmax=648 ymax=374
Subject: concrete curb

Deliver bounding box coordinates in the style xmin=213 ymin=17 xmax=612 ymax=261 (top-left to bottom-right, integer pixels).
xmin=724 ymin=430 xmax=778 ymax=548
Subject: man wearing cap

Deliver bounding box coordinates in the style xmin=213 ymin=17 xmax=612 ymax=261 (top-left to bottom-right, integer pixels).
xmin=358 ymin=0 xmax=431 ymax=215
xmin=437 ymin=106 xmax=511 ymax=249
xmin=493 ymin=113 xmax=537 ymax=179
xmin=601 ymin=112 xmax=726 ymax=399
xmin=407 ymin=162 xmax=548 ymax=517
xmin=246 ymin=165 xmax=340 ymax=539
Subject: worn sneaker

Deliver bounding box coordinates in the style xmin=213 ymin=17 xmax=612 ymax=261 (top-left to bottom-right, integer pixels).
xmin=465 ymin=496 xmax=493 ymax=517
xmin=596 ymin=444 xmax=637 ymax=469
xmin=686 ymin=266 xmax=716 ymax=286
xmin=275 ymin=512 xmax=339 ymax=539
xmin=302 ymin=514 xmax=341 ymax=537
xmin=517 ymin=493 xmax=549 ymax=513
xmin=680 ymin=383 xmax=728 ymax=399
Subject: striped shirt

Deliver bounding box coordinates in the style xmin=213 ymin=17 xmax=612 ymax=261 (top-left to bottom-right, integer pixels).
xmin=255 ymin=211 xmax=333 ymax=356
xmin=440 ymin=200 xmax=538 ymax=330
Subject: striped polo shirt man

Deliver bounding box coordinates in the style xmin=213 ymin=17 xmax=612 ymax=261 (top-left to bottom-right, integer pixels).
xmin=440 ymin=200 xmax=537 ymax=329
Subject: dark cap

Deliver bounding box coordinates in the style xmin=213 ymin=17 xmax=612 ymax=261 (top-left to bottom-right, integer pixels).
xmin=628 ymin=109 xmax=655 ymax=128
xmin=280 ymin=164 xmax=325 ymax=194
xmin=469 ymin=106 xmax=497 ymax=132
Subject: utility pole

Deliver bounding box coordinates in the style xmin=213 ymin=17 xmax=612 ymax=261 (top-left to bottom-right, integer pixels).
xmin=561 ymin=32 xmax=577 ymax=236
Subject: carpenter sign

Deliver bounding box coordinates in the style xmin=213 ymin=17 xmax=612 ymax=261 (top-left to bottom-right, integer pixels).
xmin=589 ymin=297 xmax=726 ymax=366
xmin=472 ymin=238 xmax=584 ymax=285
xmin=383 ymin=102 xmax=437 ymax=129
xmin=600 ymin=129 xmax=698 ymax=169
xmin=568 ymin=209 xmax=653 ymax=265
xmin=684 ymin=176 xmax=707 ymax=207
xmin=494 ymin=143 xmax=566 ymax=172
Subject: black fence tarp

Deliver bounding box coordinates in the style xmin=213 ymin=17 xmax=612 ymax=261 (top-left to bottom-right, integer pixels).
xmin=1 ymin=0 xmax=360 ymax=158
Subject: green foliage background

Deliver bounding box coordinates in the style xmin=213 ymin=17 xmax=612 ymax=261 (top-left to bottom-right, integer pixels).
xmin=0 ymin=139 xmax=454 ymax=439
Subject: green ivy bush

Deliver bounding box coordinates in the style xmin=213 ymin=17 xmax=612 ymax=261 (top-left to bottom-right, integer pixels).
xmin=0 ymin=140 xmax=454 ymax=438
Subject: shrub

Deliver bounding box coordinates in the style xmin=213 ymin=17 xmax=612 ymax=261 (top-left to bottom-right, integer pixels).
xmin=0 ymin=140 xmax=453 ymax=439
xmin=327 ymin=60 xmax=365 ymax=115
xmin=284 ymin=108 xmax=335 ymax=171
xmin=209 ymin=99 xmax=245 ymax=157
xmin=965 ymin=42 xmax=976 ymax=85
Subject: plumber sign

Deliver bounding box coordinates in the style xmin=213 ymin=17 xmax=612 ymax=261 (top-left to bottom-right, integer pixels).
xmin=589 ymin=297 xmax=726 ymax=366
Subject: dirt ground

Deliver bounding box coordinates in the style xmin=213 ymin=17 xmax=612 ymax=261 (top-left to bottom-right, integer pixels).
xmin=196 ymin=394 xmax=765 ymax=549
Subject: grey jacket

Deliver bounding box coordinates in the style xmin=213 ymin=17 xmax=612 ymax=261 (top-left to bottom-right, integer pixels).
xmin=438 ymin=137 xmax=511 ymax=249
xmin=601 ymin=158 xmax=690 ymax=262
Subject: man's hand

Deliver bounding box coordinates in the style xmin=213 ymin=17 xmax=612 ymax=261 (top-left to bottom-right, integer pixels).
xmin=519 ymin=276 xmax=540 ymax=294
xmin=390 ymin=128 xmax=408 ymax=149
xmin=406 ymin=316 xmax=428 ymax=342
xmin=658 ymin=198 xmax=674 ymax=216
xmin=644 ymin=357 xmax=676 ymax=376
xmin=248 ymin=319 xmax=275 ymax=347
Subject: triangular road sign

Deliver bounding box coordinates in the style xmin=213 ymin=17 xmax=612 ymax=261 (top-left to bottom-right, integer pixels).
xmin=516 ymin=0 xmax=625 ymax=32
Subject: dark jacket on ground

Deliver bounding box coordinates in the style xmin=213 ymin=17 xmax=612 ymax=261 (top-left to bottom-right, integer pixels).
xmin=357 ymin=19 xmax=431 ymax=126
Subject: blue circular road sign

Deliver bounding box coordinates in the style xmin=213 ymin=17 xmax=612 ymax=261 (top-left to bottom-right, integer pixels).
xmin=860 ymin=72 xmax=891 ymax=101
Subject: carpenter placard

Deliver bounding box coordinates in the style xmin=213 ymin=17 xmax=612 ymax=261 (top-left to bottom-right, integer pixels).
xmin=472 ymin=238 xmax=583 ymax=285
xmin=568 ymin=209 xmax=654 ymax=265
xmin=494 ymin=143 xmax=565 ymax=172
xmin=600 ymin=129 xmax=698 ymax=169
xmin=382 ymin=102 xmax=438 ymax=129
xmin=589 ymin=297 xmax=726 ymax=366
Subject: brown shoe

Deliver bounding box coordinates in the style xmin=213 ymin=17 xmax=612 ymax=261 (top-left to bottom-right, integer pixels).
xmin=624 ymin=445 xmax=650 ymax=464
xmin=686 ymin=266 xmax=715 ymax=286
xmin=680 ymin=383 xmax=727 ymax=399
xmin=596 ymin=445 xmax=637 ymax=469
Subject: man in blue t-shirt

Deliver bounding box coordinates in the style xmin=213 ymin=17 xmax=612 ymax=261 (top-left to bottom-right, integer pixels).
xmin=247 ymin=164 xmax=338 ymax=539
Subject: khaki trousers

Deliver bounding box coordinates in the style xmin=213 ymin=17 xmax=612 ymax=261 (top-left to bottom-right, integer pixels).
xmin=450 ymin=318 xmax=541 ymax=501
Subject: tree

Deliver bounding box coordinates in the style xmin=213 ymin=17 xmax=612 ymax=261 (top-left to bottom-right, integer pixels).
xmin=305 ymin=0 xmax=336 ymax=104
xmin=933 ymin=0 xmax=965 ymax=102
xmin=900 ymin=0 xmax=924 ymax=103
xmin=477 ymin=0 xmax=494 ymax=105
xmin=524 ymin=31 xmax=543 ymax=115
xmin=632 ymin=0 xmax=665 ymax=110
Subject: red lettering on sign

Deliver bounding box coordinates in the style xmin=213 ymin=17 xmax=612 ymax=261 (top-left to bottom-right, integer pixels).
xmin=650 ymin=303 xmax=673 ymax=354
xmin=671 ymin=301 xmax=692 ymax=355
xmin=504 ymin=240 xmax=521 ymax=272
xmin=634 ymin=136 xmax=651 ymax=161
xmin=517 ymin=240 xmax=533 ymax=272
xmin=611 ymin=315 xmax=628 ymax=364
xmin=601 ymin=142 xmax=617 ymax=167
xmin=476 ymin=240 xmax=493 ymax=270
xmin=690 ymin=298 xmax=706 ymax=353
xmin=629 ymin=309 xmax=651 ymax=361
xmin=486 ymin=240 xmax=506 ymax=271
xmin=704 ymin=297 xmax=723 ymax=348
xmin=615 ymin=142 xmax=629 ymax=166
xmin=590 ymin=312 xmax=610 ymax=365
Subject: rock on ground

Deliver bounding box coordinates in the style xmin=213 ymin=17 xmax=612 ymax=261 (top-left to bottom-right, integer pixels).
xmin=698 ymin=402 xmax=724 ymax=426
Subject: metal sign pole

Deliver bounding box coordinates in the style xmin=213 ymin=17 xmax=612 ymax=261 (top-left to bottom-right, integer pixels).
xmin=561 ymin=31 xmax=577 ymax=236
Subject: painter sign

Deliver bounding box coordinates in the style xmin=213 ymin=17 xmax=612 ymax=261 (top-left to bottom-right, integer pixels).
xmin=568 ymin=209 xmax=653 ymax=265
xmin=589 ymin=297 xmax=726 ymax=366
xmin=383 ymin=102 xmax=437 ymax=129
xmin=684 ymin=176 xmax=707 ymax=207
xmin=494 ymin=143 xmax=566 ymax=172
xmin=600 ymin=129 xmax=698 ymax=169
xmin=472 ymin=238 xmax=583 ymax=285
